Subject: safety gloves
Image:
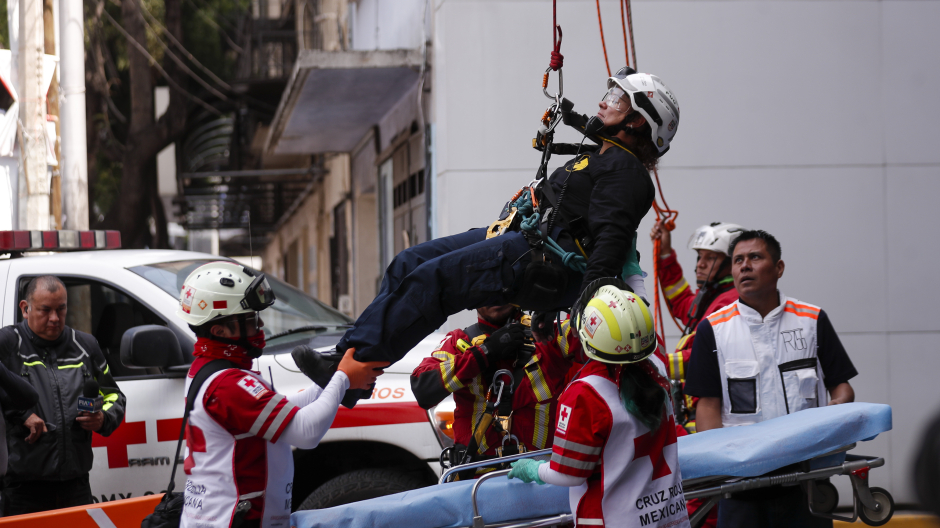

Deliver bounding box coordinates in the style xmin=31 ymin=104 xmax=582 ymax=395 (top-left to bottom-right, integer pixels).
xmin=530 ymin=312 xmax=554 ymax=343
xmin=479 ymin=323 xmax=526 ymax=363
xmin=508 ymin=459 xmax=546 ymax=485
xmin=337 ymin=348 xmax=391 ymax=390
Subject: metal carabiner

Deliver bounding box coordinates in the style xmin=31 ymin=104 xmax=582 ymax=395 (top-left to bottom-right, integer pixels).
xmin=490 ymin=369 xmax=514 ymax=408
xmin=543 ymin=67 xmax=563 ymax=100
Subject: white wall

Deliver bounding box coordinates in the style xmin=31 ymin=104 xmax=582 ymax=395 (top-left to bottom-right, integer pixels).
xmin=350 ymin=0 xmax=426 ymax=50
xmin=433 ymin=0 xmax=940 ymax=506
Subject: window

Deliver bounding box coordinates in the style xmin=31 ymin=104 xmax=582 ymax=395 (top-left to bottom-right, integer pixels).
xmin=16 ymin=277 xmax=167 ymax=380
xmin=383 ymin=130 xmax=428 ymax=261
xmin=331 ymin=201 xmax=349 ymax=308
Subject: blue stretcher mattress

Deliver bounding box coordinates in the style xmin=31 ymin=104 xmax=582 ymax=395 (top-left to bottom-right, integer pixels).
xmin=291 ymin=402 xmax=891 ymax=528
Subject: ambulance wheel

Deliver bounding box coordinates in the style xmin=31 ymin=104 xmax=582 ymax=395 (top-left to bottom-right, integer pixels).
xmin=297 ymin=469 xmax=426 ymax=510
xmin=858 ymin=487 xmax=894 ymax=526
xmin=811 ymin=481 xmax=839 ymax=514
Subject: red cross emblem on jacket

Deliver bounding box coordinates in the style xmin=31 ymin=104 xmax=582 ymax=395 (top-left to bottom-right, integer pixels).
xmin=632 ymin=414 xmax=678 ymax=480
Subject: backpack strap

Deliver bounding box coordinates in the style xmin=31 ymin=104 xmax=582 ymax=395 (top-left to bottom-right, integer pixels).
xmin=165 ymin=359 xmax=238 ymax=495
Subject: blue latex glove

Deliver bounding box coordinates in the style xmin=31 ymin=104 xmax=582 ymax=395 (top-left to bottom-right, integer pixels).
xmin=508 ymin=459 xmax=546 ymax=485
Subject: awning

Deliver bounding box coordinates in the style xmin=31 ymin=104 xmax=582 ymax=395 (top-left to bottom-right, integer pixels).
xmin=265 ymin=49 xmax=423 ymax=155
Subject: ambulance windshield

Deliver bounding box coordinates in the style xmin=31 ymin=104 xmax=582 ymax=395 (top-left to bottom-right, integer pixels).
xmin=130 ymin=259 xmax=352 ymax=341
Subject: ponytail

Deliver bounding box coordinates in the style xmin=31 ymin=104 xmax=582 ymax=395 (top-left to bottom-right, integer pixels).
xmin=615 ymin=359 xmax=669 ymax=431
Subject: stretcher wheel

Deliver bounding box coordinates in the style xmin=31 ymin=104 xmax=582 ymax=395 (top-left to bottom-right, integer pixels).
xmin=811 ymin=481 xmax=839 ymax=514
xmin=858 ymin=487 xmax=894 ymax=526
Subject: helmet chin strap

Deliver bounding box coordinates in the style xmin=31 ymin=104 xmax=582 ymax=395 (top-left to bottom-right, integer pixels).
xmin=604 ymin=110 xmax=643 ymax=138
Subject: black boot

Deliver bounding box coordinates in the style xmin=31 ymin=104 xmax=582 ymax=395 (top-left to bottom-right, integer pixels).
xmin=291 ymin=345 xmax=369 ymax=409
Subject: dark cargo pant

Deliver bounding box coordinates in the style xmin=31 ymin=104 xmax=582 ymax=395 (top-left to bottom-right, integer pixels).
xmin=337 ymin=228 xmax=581 ymax=366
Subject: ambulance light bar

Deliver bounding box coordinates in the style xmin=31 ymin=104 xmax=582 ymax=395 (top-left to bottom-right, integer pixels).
xmin=0 ymin=230 xmax=122 ymax=251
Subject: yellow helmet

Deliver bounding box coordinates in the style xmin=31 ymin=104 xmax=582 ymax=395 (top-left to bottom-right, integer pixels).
xmin=576 ymin=280 xmax=656 ymax=364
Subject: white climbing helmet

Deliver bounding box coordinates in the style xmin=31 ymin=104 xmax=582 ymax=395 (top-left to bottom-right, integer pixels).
xmin=688 ymin=222 xmax=746 ymax=257
xmin=608 ymin=68 xmax=680 ymax=156
xmin=577 ymin=283 xmax=657 ymax=364
xmin=176 ymin=261 xmax=276 ymax=326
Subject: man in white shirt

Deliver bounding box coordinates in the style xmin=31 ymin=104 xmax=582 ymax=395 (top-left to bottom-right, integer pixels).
xmin=685 ymin=230 xmax=857 ymax=528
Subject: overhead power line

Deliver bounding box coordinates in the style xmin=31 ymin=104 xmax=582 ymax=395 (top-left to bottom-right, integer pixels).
xmin=137 ymin=2 xmax=233 ymax=91
xmin=101 ymin=9 xmax=223 ymax=117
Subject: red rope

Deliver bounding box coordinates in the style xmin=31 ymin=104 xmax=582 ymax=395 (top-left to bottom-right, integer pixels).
xmin=650 ymin=167 xmax=684 ymax=334
xmin=595 ymin=0 xmax=611 ymax=77
xmin=546 ymin=0 xmax=563 ymax=72
xmin=625 ymin=0 xmax=637 ymax=69
xmin=619 ymin=0 xmax=629 ymax=68
xmin=550 ymin=26 xmax=564 ymax=71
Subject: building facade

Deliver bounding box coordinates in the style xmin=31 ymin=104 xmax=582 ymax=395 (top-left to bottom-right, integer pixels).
xmin=255 ymin=0 xmax=940 ymax=506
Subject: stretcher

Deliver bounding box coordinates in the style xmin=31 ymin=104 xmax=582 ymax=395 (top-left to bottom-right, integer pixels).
xmin=290 ymin=402 xmax=893 ymax=528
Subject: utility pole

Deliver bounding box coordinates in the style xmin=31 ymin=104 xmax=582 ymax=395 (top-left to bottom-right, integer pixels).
xmin=58 ymin=0 xmax=87 ymax=229
xmin=19 ymin=0 xmax=51 ymax=230
xmin=44 ymin=0 xmax=60 ymax=229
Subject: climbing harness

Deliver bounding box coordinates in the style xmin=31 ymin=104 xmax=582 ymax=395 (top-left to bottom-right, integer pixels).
xmin=446 ymin=369 xmax=526 ymax=474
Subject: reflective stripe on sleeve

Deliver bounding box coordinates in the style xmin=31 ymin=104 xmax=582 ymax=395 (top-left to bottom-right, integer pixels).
xmin=663 ymin=277 xmax=689 ymax=300
xmin=555 ymin=319 xmax=572 ymax=358
xmin=102 ymin=392 xmax=120 ymax=411
xmin=667 ymin=352 xmax=684 ymax=381
xmin=550 ymin=452 xmax=597 ymax=470
xmin=553 ymin=437 xmax=602 ymax=455
xmin=262 ymin=401 xmax=298 ymax=441
xmin=533 ymin=402 xmax=551 ymax=449
xmin=433 ymin=350 xmax=464 ymax=392
xmin=577 ymin=518 xmax=604 ymax=526
xmin=525 ymin=357 xmax=552 ymax=402
xmin=249 ymin=393 xmax=284 ymax=436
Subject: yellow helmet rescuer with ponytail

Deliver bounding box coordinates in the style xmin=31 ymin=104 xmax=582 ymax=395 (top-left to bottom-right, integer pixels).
xmin=577 ymin=283 xmax=657 ymax=364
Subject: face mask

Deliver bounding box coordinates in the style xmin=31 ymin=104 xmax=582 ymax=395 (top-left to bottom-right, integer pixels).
xmin=245 ymin=330 xmax=266 ymax=358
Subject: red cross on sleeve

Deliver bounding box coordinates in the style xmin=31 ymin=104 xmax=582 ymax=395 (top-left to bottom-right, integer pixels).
xmin=203 ymin=371 xmax=299 ymax=443
xmin=550 ymin=382 xmax=611 ymax=478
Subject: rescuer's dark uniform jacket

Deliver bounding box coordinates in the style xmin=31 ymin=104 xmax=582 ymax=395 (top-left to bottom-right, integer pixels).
xmin=0 ymin=321 xmax=126 ymax=482
xmin=545 ymin=142 xmax=655 ymax=291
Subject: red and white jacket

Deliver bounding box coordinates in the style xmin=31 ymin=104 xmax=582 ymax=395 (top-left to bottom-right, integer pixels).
xmin=182 ymin=364 xmax=299 ymax=528
xmin=549 ymin=360 xmax=690 ymax=528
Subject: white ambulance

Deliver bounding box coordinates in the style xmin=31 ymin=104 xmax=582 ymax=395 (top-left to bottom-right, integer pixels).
xmin=0 ymin=230 xmax=456 ymax=510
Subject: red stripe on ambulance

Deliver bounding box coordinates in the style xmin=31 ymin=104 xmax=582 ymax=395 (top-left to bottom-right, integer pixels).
xmin=332 ymin=402 xmax=427 ymax=428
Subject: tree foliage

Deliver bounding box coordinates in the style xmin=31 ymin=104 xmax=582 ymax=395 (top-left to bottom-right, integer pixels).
xmin=85 ymin=0 xmax=249 ymax=247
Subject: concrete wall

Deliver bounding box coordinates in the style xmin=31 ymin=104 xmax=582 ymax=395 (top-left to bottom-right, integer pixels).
xmin=350 ymin=0 xmax=425 ymax=50
xmin=262 ymin=153 xmax=353 ymax=310
xmin=432 ymin=0 xmax=940 ymax=506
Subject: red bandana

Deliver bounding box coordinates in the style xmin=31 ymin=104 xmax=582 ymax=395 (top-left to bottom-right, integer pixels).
xmin=192 ymin=331 xmax=266 ymax=370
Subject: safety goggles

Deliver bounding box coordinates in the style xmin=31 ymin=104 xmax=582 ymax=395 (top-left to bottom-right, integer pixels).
xmin=233 ymin=312 xmax=263 ymax=331
xmin=601 ymin=87 xmax=630 ymax=112
xmin=240 ymin=272 xmax=276 ymax=311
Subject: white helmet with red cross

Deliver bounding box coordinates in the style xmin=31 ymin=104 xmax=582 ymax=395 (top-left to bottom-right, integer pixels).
xmin=176 ymin=261 xmax=276 ymax=326
xmin=576 ymin=281 xmax=657 ymax=364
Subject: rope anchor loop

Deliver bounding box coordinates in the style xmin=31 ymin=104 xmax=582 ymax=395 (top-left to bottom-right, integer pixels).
xmin=542 ymin=24 xmax=564 ymax=100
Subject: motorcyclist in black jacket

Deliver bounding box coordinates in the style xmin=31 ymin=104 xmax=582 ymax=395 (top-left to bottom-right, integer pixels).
xmin=0 ymin=276 xmax=126 ymax=515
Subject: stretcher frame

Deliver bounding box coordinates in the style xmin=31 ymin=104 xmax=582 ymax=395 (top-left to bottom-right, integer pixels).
xmin=438 ymin=443 xmax=895 ymax=528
